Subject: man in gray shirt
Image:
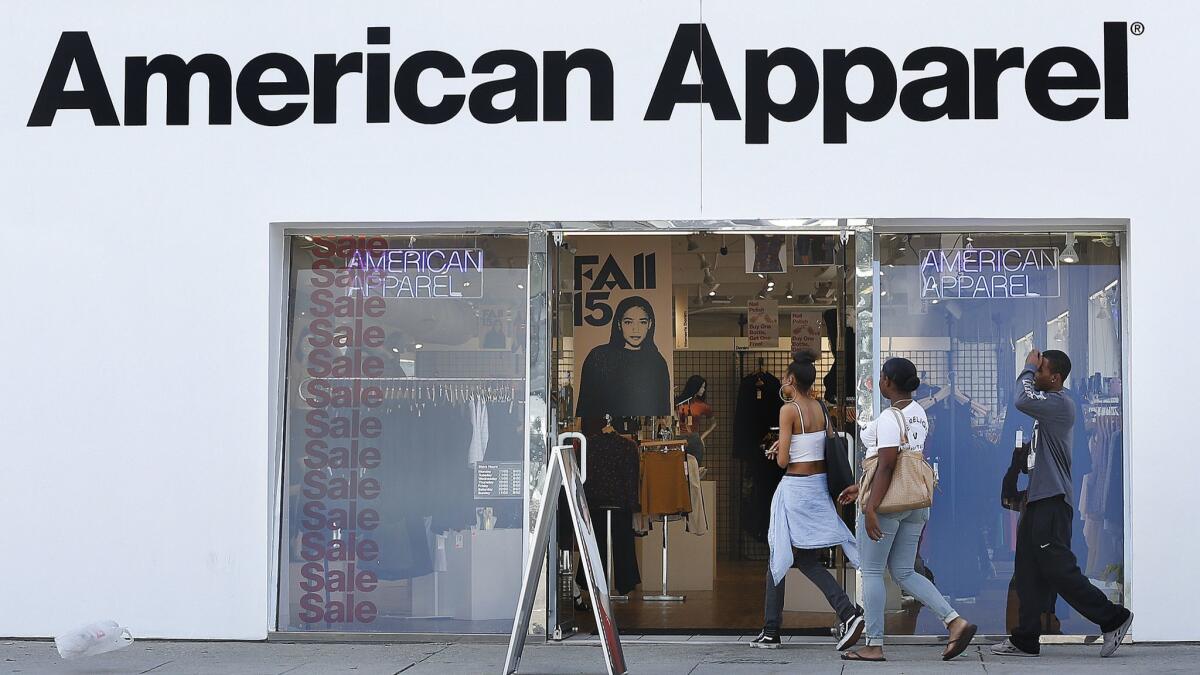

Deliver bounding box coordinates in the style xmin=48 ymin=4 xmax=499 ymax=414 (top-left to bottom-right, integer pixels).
xmin=992 ymin=349 xmax=1133 ymax=659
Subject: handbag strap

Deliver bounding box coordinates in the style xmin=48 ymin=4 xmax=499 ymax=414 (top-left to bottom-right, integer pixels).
xmin=887 ymin=407 xmax=910 ymax=450
xmin=816 ymin=399 xmax=835 ymax=438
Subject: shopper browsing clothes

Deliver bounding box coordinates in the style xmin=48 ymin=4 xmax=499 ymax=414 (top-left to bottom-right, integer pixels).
xmin=750 ymin=353 xmax=865 ymax=651
xmin=991 ymin=349 xmax=1134 ymax=658
xmin=841 ymin=357 xmax=978 ymax=663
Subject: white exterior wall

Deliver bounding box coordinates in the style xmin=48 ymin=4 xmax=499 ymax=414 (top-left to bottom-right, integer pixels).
xmin=2 ymin=1 xmax=1196 ymax=640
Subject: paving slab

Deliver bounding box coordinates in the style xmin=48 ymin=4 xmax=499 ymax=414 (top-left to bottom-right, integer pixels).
xmin=2 ymin=639 xmax=1197 ymax=675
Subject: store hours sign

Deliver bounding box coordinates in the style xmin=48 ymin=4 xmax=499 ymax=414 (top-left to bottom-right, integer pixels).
xmin=919 ymin=247 xmax=1061 ymax=300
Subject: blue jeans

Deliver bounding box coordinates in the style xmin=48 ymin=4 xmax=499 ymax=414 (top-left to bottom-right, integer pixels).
xmin=858 ymin=508 xmax=959 ymax=646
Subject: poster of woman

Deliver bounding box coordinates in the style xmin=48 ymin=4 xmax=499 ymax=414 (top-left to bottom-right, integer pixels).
xmin=571 ymin=235 xmax=674 ymax=419
xmin=575 ymin=296 xmax=671 ymax=418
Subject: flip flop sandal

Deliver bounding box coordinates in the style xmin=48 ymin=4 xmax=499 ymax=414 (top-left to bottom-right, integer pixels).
xmin=942 ymin=623 xmax=979 ymax=661
xmin=841 ymin=651 xmax=887 ymax=662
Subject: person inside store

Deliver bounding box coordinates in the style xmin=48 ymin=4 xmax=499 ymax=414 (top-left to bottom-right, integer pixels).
xmin=841 ymin=357 xmax=978 ymax=663
xmin=675 ymin=375 xmax=716 ymax=462
xmin=750 ymin=352 xmax=865 ymax=651
xmin=575 ymin=295 xmax=671 ymax=418
xmin=991 ymin=349 xmax=1134 ymax=658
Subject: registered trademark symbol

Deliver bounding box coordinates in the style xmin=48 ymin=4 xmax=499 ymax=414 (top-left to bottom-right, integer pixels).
xmin=1131 ymin=22 xmax=1145 ymax=36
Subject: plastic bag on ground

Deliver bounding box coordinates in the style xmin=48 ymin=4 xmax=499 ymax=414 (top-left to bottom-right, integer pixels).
xmin=54 ymin=620 xmax=134 ymax=660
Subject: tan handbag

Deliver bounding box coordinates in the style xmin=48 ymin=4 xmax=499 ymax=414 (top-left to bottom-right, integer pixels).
xmin=858 ymin=407 xmax=937 ymax=514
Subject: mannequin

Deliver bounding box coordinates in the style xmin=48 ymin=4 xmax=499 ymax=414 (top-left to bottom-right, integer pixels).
xmin=676 ymin=375 xmax=717 ymax=461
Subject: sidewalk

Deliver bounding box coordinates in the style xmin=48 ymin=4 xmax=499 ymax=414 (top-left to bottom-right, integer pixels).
xmin=3 ymin=638 xmax=1197 ymax=674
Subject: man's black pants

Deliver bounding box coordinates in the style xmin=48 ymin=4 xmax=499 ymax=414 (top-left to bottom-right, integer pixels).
xmin=1010 ymin=495 xmax=1129 ymax=653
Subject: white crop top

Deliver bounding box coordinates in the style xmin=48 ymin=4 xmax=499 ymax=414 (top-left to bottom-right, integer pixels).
xmin=786 ymin=401 xmax=826 ymax=463
xmin=862 ymin=401 xmax=928 ymax=460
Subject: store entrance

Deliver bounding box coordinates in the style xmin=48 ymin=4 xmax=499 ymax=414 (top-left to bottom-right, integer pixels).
xmin=547 ymin=228 xmax=857 ymax=636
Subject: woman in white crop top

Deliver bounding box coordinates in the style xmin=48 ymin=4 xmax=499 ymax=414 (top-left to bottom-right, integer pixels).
xmin=840 ymin=357 xmax=977 ymax=663
xmin=751 ymin=353 xmax=864 ymax=651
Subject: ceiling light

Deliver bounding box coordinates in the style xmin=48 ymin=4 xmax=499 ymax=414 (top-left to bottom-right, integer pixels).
xmin=757 ymin=273 xmax=766 ymax=280
xmin=463 ymin=281 xmax=471 ymax=287
xmin=708 ymin=289 xmax=717 ymax=297
xmin=303 ymin=235 xmax=314 ymax=242
xmin=785 ymin=282 xmax=795 ymax=299
xmin=391 ymin=347 xmax=399 ymax=353
xmin=1061 ymin=234 xmax=1079 ymax=264
xmin=880 ymin=290 xmax=888 ymax=297
xmin=414 ymin=344 xmax=423 ymax=349
xmin=931 ymin=299 xmax=940 ymax=305
xmin=517 ymin=283 xmax=525 ymax=289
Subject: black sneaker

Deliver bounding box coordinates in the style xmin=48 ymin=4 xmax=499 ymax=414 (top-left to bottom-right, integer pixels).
xmin=836 ymin=607 xmax=866 ymax=651
xmin=750 ymin=630 xmax=781 ymax=649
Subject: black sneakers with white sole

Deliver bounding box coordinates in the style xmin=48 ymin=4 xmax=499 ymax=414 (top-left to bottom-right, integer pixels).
xmin=836 ymin=608 xmax=866 ymax=651
xmin=749 ymin=630 xmax=781 ymax=649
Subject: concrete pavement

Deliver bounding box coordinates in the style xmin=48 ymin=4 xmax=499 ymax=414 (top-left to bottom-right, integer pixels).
xmin=2 ymin=638 xmax=1196 ymax=674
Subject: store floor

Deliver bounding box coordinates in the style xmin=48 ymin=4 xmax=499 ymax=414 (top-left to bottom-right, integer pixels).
xmin=579 ymin=559 xmax=840 ymax=634
xmin=576 ymin=558 xmax=978 ymax=637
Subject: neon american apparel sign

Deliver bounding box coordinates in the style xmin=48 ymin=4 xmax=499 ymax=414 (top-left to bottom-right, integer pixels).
xmin=346 ymin=248 xmax=484 ymax=299
xmin=919 ymin=247 xmax=1060 ymax=300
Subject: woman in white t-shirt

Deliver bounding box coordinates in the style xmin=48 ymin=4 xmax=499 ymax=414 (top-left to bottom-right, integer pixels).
xmin=840 ymin=357 xmax=977 ymax=663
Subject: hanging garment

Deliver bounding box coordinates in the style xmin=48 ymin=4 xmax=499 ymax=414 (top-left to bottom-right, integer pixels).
xmin=484 ymin=400 xmax=524 ymax=461
xmin=584 ymin=432 xmax=640 ymax=511
xmin=821 ymin=309 xmax=855 ymax=406
xmin=467 ymin=398 xmax=489 ymax=465
xmin=750 ymin=234 xmax=786 ymax=273
xmin=684 ymin=454 xmax=709 ymax=536
xmin=638 ymin=450 xmax=692 ymax=517
xmin=733 ymin=370 xmax=783 ymax=461
xmin=733 ymin=370 xmax=784 ymax=543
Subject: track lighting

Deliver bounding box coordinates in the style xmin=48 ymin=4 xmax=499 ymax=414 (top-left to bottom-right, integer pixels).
xmin=1061 ymin=234 xmax=1079 ymax=264
xmin=785 ymin=283 xmax=795 ymax=299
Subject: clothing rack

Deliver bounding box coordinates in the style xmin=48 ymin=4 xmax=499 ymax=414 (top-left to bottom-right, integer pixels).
xmin=639 ymin=439 xmax=688 ymax=603
xmin=596 ymin=416 xmax=630 ymax=603
xmin=299 ymin=376 xmax=524 ymax=407
xmin=605 ymin=510 xmax=629 ymax=603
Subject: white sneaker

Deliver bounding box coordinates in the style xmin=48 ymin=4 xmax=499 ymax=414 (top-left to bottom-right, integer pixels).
xmin=1101 ymin=612 xmax=1133 ymax=658
xmin=990 ymin=639 xmax=1039 ymax=657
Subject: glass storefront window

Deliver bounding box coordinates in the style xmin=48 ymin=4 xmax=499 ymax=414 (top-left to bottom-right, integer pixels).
xmin=877 ymin=231 xmax=1124 ymax=636
xmin=278 ymin=234 xmax=530 ymax=633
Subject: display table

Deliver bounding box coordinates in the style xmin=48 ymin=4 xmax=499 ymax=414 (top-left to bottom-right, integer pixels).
xmin=636 ymin=480 xmax=716 ymax=592
xmin=411 ymin=527 xmax=522 ymax=620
